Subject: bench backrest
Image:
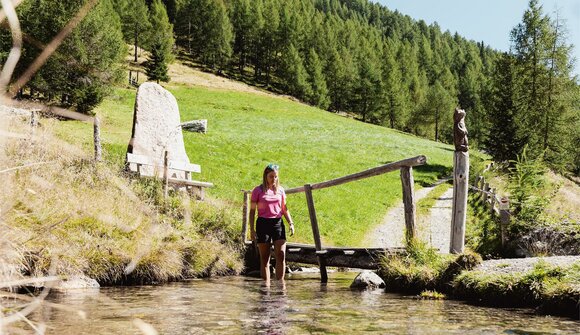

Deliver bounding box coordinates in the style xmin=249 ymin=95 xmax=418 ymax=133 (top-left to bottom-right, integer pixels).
xmin=127 ymin=153 xmax=201 ymax=179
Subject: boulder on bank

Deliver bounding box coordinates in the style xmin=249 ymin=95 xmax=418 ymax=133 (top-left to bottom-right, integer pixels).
xmin=350 ymin=270 xmax=385 ymax=289
xmin=54 ymin=275 xmax=100 ymax=290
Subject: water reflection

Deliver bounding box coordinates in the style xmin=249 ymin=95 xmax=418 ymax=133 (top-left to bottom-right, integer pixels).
xmin=19 ymin=272 xmax=580 ymax=334
xmin=246 ymin=280 xmax=288 ymax=334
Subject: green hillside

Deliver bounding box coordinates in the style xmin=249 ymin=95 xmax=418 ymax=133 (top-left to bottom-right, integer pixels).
xmin=55 ymin=82 xmax=455 ymax=246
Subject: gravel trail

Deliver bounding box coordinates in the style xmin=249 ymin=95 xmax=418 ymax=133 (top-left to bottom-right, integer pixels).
xmin=367 ymin=179 xmax=453 ymax=250
xmin=476 ymin=256 xmax=580 ymax=274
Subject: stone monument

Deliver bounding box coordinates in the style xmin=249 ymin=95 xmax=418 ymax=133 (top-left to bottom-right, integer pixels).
xmin=126 ymin=82 xmax=190 ymax=178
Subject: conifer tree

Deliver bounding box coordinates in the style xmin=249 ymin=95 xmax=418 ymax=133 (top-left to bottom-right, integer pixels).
xmin=176 ymin=0 xmax=232 ymax=71
xmin=114 ymin=0 xmax=151 ymax=62
xmin=145 ymin=0 xmax=173 ymax=83
xmin=146 ymin=43 xmax=170 ymax=83
xmin=353 ymin=41 xmax=383 ymax=123
xmin=381 ymin=40 xmax=406 ymax=128
xmin=260 ymin=0 xmax=281 ymax=84
xmin=17 ymin=0 xmax=125 ymax=114
xmin=484 ymin=53 xmax=523 ymax=162
xmin=510 ymin=0 xmax=578 ymax=170
xmin=230 ymin=0 xmax=254 ymax=73
xmin=282 ymin=44 xmax=311 ymax=100
xmin=305 ymin=48 xmax=330 ymax=109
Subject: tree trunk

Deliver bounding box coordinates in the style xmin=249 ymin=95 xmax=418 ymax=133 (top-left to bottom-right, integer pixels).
xmin=134 ymin=27 xmax=139 ymax=63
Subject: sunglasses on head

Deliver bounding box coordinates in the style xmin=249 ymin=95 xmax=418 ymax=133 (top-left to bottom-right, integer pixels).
xmin=267 ymin=163 xmax=279 ymax=171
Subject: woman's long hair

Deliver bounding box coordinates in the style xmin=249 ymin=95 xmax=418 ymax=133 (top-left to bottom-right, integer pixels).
xmin=261 ymin=164 xmax=280 ymax=193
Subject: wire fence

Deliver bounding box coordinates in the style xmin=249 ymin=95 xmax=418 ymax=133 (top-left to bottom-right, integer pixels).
xmin=470 ymin=174 xmax=512 ymax=246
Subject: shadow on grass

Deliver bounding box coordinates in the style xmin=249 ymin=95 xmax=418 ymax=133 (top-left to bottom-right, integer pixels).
xmin=175 ymin=52 xmax=290 ymax=96
xmin=378 ymin=161 xmax=452 ymax=187
xmin=414 ymin=164 xmax=453 ymax=187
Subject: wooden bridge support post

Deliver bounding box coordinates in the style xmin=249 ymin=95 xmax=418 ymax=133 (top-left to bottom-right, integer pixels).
xmin=241 ymin=192 xmax=248 ymax=243
xmin=304 ymin=184 xmax=328 ymax=283
xmin=499 ymin=197 xmax=510 ymax=248
xmin=450 ymin=151 xmax=469 ymax=254
xmin=400 ymin=166 xmax=416 ymax=244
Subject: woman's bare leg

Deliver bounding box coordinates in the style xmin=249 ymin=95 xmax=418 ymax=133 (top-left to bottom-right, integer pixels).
xmin=258 ymin=242 xmax=271 ymax=281
xmin=273 ymin=239 xmax=287 ymax=280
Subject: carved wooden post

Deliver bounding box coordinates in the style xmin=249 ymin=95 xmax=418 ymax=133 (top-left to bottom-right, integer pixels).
xmin=450 ymin=108 xmax=469 ymax=254
xmin=304 ymin=184 xmax=327 ymax=283
xmin=93 ymin=116 xmax=102 ymax=162
xmin=241 ymin=192 xmax=249 ymax=243
xmin=499 ymin=197 xmax=510 ymax=248
xmin=163 ymin=150 xmax=169 ymax=198
xmin=400 ymin=166 xmax=416 ymax=244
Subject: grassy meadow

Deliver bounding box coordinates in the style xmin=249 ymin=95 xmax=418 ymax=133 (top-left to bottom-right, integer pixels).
xmin=55 ymin=79 xmax=456 ymax=247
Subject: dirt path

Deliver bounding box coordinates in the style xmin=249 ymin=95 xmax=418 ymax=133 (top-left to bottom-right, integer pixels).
xmin=423 ymin=187 xmax=454 ymax=253
xmin=367 ymin=179 xmax=453 ymax=251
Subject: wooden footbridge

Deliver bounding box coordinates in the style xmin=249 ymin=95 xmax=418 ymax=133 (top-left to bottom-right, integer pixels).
xmin=241 ymin=155 xmax=427 ymax=282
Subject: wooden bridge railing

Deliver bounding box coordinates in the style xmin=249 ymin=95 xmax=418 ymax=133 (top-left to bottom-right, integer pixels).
xmin=241 ymin=155 xmax=427 ymax=282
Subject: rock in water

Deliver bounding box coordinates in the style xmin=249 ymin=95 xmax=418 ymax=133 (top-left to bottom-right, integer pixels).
xmin=127 ymin=82 xmax=190 ymax=178
xmin=350 ymin=270 xmax=385 ymax=289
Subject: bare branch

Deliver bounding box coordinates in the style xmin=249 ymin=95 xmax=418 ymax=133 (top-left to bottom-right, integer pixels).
xmin=0 ymin=0 xmax=22 ymax=96
xmin=0 ymin=161 xmax=55 ymax=174
xmin=0 ymin=0 xmax=23 ymax=23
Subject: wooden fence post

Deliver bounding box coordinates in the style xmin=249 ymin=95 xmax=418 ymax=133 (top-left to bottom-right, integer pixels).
xmin=304 ymin=184 xmax=327 ymax=283
xmin=30 ymin=110 xmax=38 ymax=128
xmin=93 ymin=116 xmax=102 ymax=162
xmin=475 ymin=175 xmax=483 ymax=199
xmin=400 ymin=166 xmax=416 ymax=244
xmin=482 ymin=182 xmax=490 ymax=205
xmin=241 ymin=192 xmax=249 ymax=243
xmin=450 ymin=151 xmax=469 ymax=254
xmin=490 ymin=188 xmax=497 ymax=216
xmin=499 ymin=197 xmax=510 ymax=248
xmin=163 ymin=151 xmax=169 ymax=198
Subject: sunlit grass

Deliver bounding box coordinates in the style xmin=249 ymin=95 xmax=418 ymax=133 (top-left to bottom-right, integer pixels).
xmin=454 ymin=260 xmax=580 ymax=317
xmin=55 ymin=83 xmax=456 ymax=246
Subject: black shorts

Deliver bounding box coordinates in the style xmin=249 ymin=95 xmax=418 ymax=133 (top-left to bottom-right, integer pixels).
xmin=256 ymin=217 xmax=286 ymax=244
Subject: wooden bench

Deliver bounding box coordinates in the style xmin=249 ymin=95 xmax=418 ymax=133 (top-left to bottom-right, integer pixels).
xmin=126 ymin=152 xmax=214 ymax=199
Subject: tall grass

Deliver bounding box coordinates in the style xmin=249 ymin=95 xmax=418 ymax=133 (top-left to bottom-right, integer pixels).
xmin=0 ymin=115 xmax=243 ymax=287
xmin=377 ymin=239 xmax=479 ymax=293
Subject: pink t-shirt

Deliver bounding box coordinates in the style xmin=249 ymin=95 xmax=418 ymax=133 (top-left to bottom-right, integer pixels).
xmin=251 ymin=186 xmax=286 ymax=218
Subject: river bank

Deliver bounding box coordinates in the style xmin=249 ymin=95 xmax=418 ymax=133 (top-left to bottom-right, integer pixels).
xmin=377 ymin=248 xmax=580 ymax=319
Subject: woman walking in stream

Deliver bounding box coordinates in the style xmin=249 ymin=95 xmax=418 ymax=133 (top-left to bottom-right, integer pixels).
xmin=249 ymin=164 xmax=295 ymax=282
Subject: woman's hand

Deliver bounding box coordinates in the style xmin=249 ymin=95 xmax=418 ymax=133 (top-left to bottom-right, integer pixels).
xmin=250 ymin=229 xmax=256 ymax=241
xmin=289 ymin=223 xmax=295 ymax=236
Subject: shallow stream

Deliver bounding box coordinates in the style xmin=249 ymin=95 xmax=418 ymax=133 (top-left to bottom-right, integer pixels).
xmin=32 ymin=272 xmax=579 ymax=334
